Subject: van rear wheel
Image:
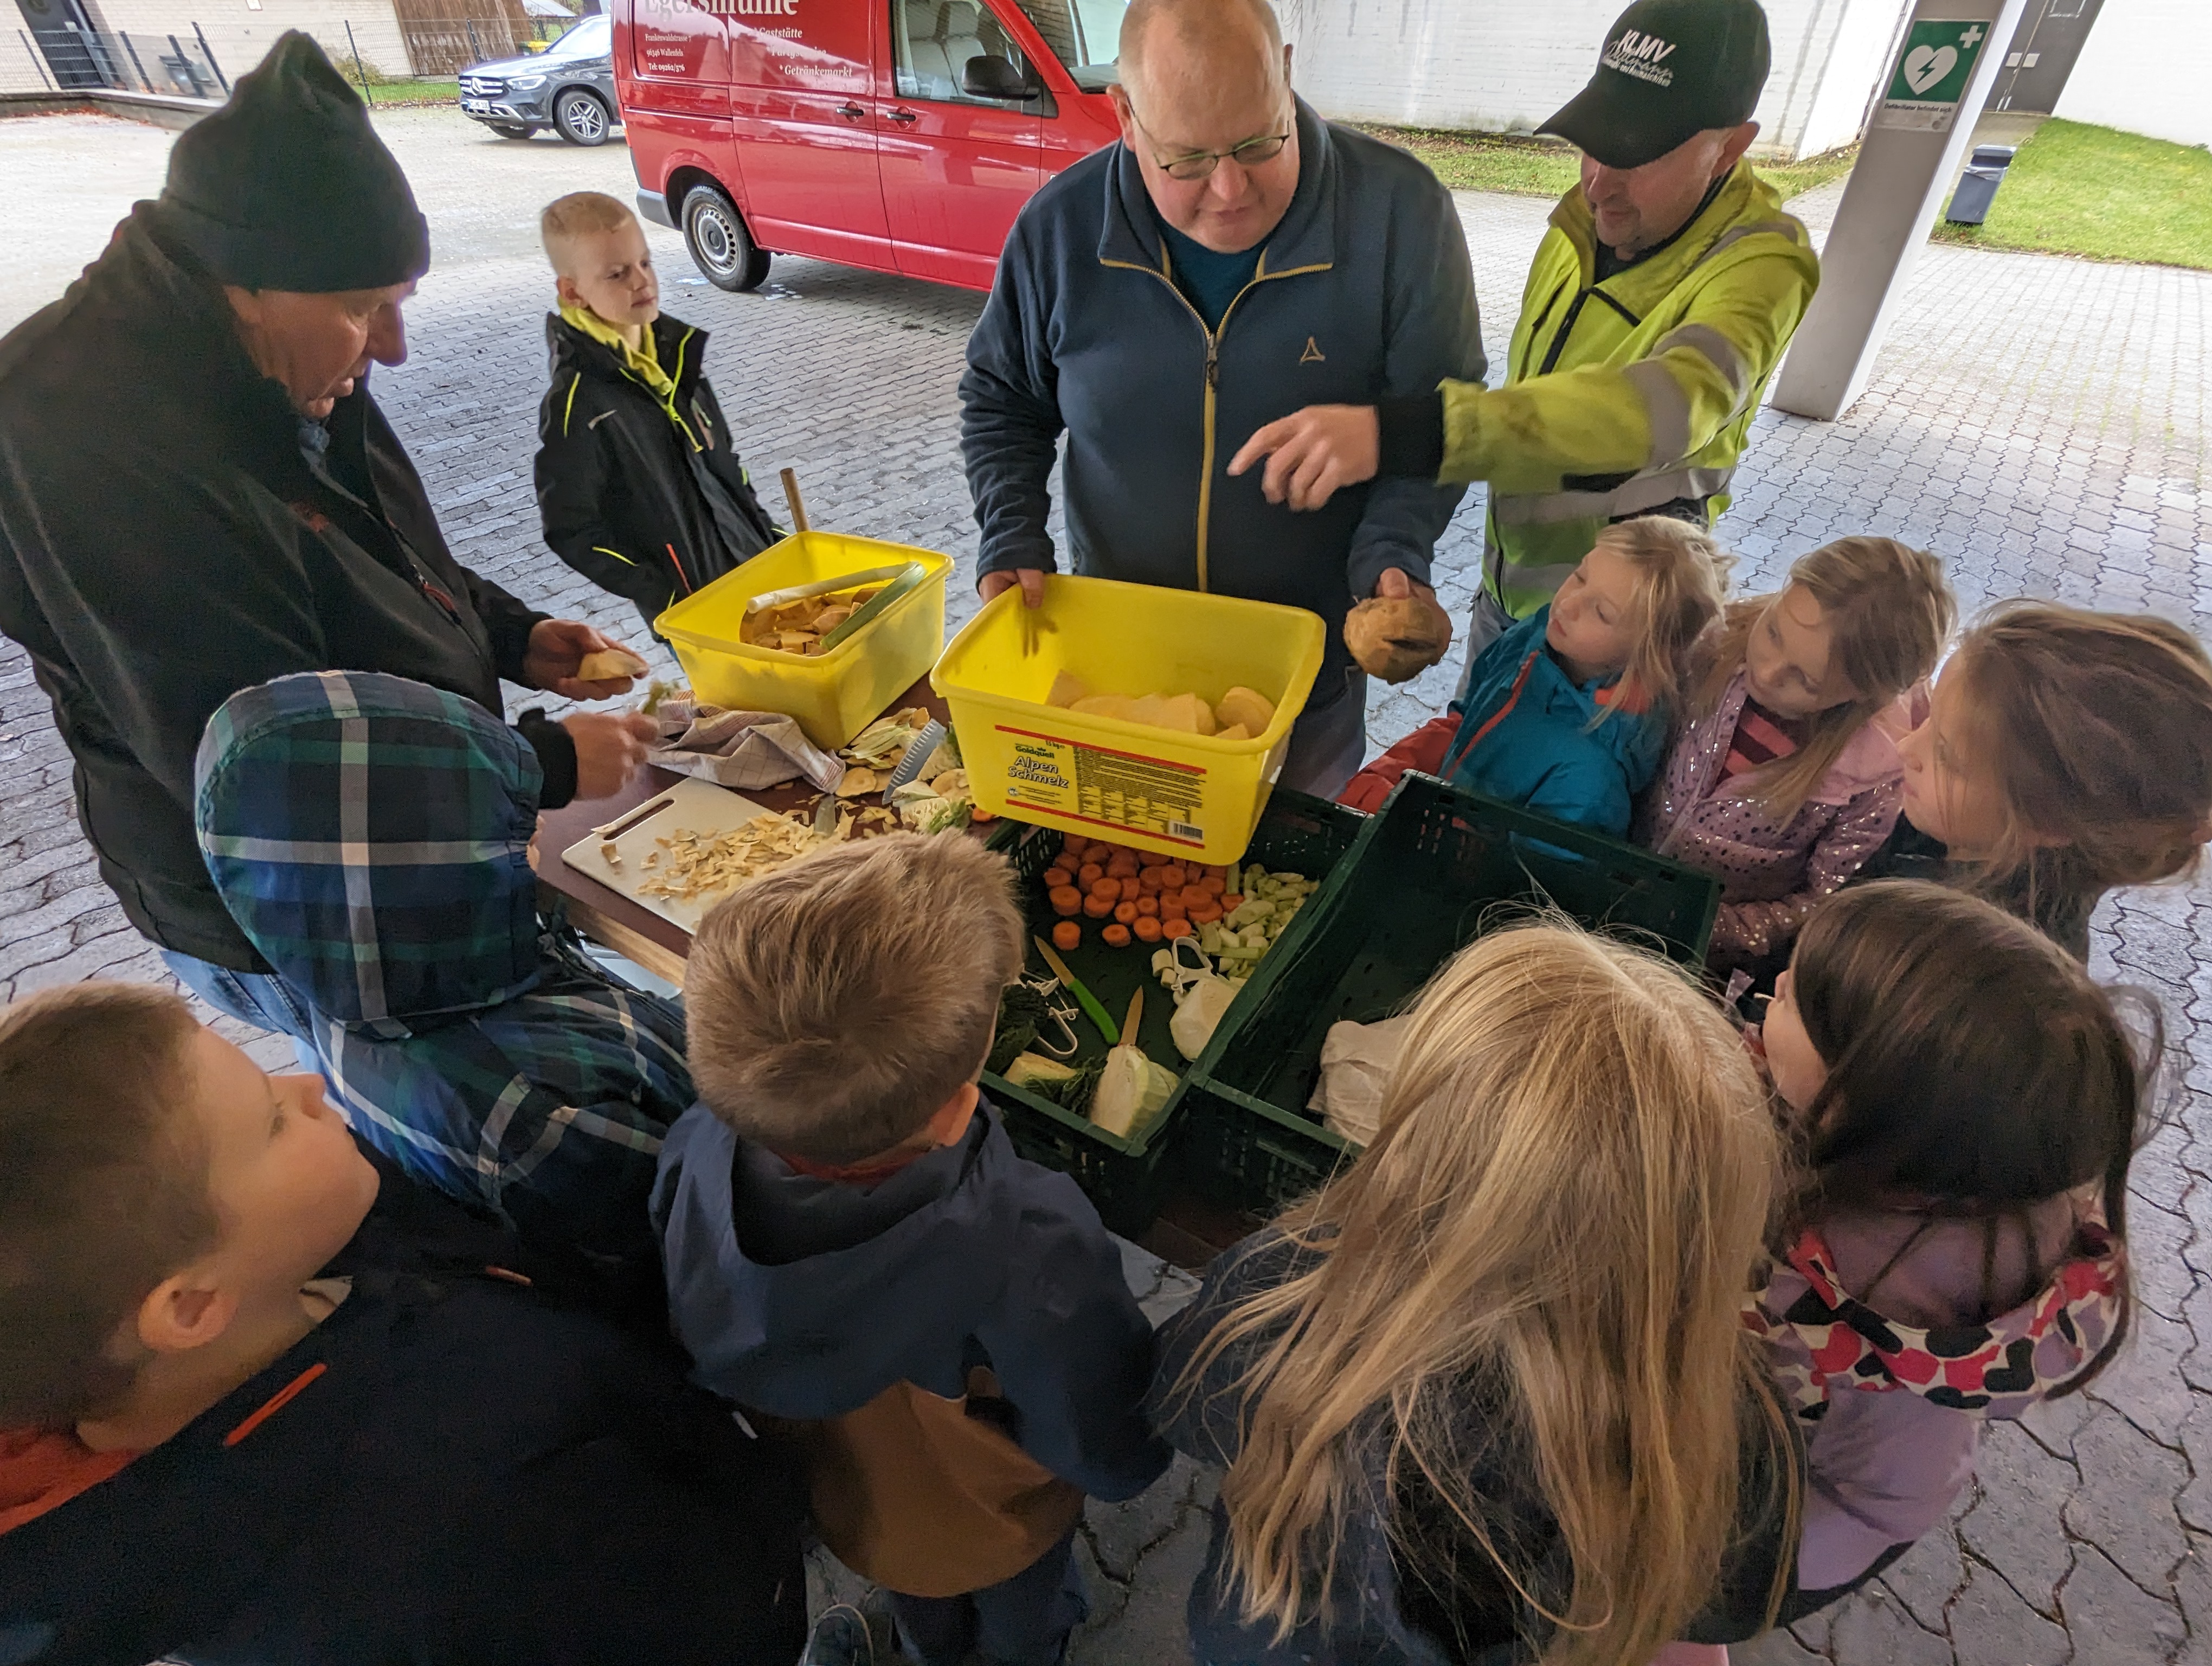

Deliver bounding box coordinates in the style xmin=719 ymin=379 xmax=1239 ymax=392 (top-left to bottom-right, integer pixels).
xmin=682 ymin=184 xmax=771 ymax=292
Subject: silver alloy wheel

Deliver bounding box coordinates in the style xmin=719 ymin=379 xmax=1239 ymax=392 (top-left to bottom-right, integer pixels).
xmin=554 ymin=89 xmax=609 ymax=146
xmin=690 ymin=200 xmax=737 ymax=279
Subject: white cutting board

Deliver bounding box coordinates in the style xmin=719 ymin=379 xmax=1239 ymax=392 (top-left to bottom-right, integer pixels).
xmin=560 ymin=776 xmax=779 ymax=934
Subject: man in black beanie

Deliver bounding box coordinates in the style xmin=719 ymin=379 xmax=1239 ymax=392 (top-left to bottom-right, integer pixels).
xmin=0 ymin=33 xmax=655 ymax=1036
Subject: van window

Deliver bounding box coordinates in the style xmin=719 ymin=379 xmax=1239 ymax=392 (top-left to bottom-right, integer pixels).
xmin=891 ymin=0 xmax=1032 ymax=103
xmin=1008 ymin=0 xmax=1123 ymax=91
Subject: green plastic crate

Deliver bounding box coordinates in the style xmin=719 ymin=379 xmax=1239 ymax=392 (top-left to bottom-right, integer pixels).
xmin=983 ymin=790 xmax=1365 ymax=1236
xmin=1177 ymin=771 xmax=1721 ymax=1215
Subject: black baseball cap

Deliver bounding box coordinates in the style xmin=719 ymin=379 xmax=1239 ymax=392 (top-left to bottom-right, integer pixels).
xmin=1539 ymin=0 xmax=1771 ymax=171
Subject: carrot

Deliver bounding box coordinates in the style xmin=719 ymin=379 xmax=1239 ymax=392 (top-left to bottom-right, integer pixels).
xmin=1118 ymin=876 xmax=1142 ymax=901
xmin=1114 ymin=900 xmax=1137 ymax=925
xmin=1220 ymin=894 xmax=1244 ymax=911
xmin=1048 ymin=886 xmax=1083 ymax=917
xmin=1137 ymin=850 xmax=1169 ymax=867
xmin=1161 ymin=917 xmax=1192 ymax=939
xmin=1090 ymin=877 xmax=1121 ymax=902
xmin=1077 ymin=863 xmax=1104 ymax=888
xmin=1051 ymin=920 xmax=1082 ymax=952
xmin=1101 ymin=922 xmax=1132 ymax=948
xmin=1158 ymin=866 xmax=1188 ymax=890
xmin=1200 ymin=875 xmax=1226 ymax=896
xmin=1189 ymin=902 xmax=1223 ymax=926
xmin=1179 ymin=886 xmax=1210 ymax=909
xmin=1133 ymin=915 xmax=1162 ymax=943
xmin=1043 ymin=866 xmax=1073 ymax=891
xmin=1137 ymin=868 xmax=1166 ymax=894
xmin=1134 ymin=894 xmax=1159 ymax=917
xmin=1083 ymin=892 xmax=1116 ymax=918
xmin=1160 ymin=896 xmax=1187 ymax=921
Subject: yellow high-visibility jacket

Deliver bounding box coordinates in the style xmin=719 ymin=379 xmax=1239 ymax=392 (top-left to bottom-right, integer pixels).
xmin=1442 ymin=162 xmax=1820 ymax=617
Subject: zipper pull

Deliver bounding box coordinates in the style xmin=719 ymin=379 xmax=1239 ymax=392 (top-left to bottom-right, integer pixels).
xmin=1205 ymin=339 xmax=1219 ymax=389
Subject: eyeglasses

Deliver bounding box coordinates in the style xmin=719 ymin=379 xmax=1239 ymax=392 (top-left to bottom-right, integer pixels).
xmin=1128 ymin=106 xmax=1291 ymax=182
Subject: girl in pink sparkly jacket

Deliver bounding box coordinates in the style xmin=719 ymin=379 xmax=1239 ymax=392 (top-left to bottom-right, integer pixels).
xmin=1639 ymin=537 xmax=1954 ymax=975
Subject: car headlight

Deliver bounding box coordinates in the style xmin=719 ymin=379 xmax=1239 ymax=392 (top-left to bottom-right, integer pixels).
xmin=505 ymin=74 xmax=545 ymax=90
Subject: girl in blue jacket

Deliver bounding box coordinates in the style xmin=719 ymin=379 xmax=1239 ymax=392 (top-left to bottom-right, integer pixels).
xmin=1344 ymin=516 xmax=1730 ymax=835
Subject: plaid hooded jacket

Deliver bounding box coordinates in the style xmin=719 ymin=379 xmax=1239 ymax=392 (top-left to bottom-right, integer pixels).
xmin=195 ymin=671 xmax=690 ymax=1283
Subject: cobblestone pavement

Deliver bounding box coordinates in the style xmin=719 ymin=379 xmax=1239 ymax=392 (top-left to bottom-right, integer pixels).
xmin=2 ymin=108 xmax=2209 ymax=1663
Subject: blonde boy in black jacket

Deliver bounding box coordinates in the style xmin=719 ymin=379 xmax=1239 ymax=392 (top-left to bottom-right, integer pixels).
xmin=533 ymin=191 xmax=779 ymax=639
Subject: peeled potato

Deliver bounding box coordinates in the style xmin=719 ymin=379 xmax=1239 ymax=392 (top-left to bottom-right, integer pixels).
xmin=1343 ymin=594 xmax=1453 ymax=684
xmin=1046 ymin=670 xmax=1089 ymax=709
xmin=1071 ymin=694 xmax=1140 ymax=723
xmin=1215 ymin=685 xmax=1276 ymax=735
xmin=1163 ymin=693 xmax=1216 ymax=735
xmin=577 ymin=647 xmax=649 ymax=681
xmin=1217 ymin=722 xmax=1251 ymax=742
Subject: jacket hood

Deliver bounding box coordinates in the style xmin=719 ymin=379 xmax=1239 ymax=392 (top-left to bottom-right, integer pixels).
xmin=1518 ymin=606 xmax=1668 ymax=776
xmin=652 ymin=1101 xmax=1029 ymax=1419
xmin=195 ymin=671 xmax=542 ymax=1030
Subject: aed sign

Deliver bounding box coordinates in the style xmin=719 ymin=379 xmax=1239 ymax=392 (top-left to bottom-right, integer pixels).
xmin=1876 ymin=18 xmax=1989 ymax=132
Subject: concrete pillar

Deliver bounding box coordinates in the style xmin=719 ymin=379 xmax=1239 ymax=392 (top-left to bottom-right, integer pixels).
xmin=1771 ymin=0 xmax=2029 ymax=421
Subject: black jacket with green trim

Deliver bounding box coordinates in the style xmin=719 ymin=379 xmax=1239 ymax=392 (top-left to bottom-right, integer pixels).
xmin=532 ymin=311 xmax=777 ymax=631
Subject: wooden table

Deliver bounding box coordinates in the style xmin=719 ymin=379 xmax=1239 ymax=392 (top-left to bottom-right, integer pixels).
xmin=531 ymin=676 xmax=951 ymax=988
xmin=530 ymin=676 xmax=1252 ymax=1268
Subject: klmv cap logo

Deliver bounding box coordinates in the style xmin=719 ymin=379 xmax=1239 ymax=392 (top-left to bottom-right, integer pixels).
xmin=1603 ymin=28 xmax=1677 ymax=88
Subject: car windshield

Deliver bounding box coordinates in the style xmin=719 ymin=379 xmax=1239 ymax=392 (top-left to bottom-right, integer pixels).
xmin=540 ymin=15 xmax=608 ymax=60
xmin=1008 ymin=0 xmax=1123 ymax=92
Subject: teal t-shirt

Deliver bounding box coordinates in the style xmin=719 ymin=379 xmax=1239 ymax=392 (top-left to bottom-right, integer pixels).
xmin=1159 ymin=217 xmax=1264 ymax=332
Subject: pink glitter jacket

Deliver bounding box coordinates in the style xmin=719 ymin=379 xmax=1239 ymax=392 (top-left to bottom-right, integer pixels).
xmin=1640 ymin=669 xmax=1914 ymax=969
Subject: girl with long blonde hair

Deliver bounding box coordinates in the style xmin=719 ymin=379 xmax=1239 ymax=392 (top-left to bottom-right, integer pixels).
xmin=1341 ymin=517 xmax=1728 ymax=836
xmin=1150 ymin=923 xmax=1799 ymax=1665
xmin=1641 ymin=536 xmax=1954 ymax=976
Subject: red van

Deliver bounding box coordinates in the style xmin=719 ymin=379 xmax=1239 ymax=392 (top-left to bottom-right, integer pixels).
xmin=613 ymin=0 xmax=1126 ymax=293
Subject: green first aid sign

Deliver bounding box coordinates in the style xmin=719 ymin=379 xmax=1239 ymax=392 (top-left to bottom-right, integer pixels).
xmin=1885 ymin=18 xmax=1989 ymax=105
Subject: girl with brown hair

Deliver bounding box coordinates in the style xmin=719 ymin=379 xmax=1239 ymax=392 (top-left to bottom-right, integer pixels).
xmin=1341 ymin=517 xmax=1728 ymax=836
xmin=1641 ymin=537 xmax=1954 ymax=975
xmin=1150 ymin=922 xmax=1799 ymax=1665
xmin=1746 ymin=881 xmax=2145 ymax=1614
xmin=1874 ymin=600 xmax=2212 ymax=958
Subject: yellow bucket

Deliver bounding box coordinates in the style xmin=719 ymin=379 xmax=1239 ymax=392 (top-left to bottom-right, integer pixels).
xmin=931 ymin=575 xmax=1326 ymax=866
xmin=655 ymin=532 xmax=953 ymax=751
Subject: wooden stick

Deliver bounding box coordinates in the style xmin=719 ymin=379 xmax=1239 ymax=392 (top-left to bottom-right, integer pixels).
xmin=779 ymin=467 xmax=809 ymax=534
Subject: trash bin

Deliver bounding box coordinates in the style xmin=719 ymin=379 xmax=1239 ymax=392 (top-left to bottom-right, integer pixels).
xmin=1946 ymin=144 xmax=2017 ymax=226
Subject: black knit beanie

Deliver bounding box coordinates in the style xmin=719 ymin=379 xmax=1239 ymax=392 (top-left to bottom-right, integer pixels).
xmin=158 ymin=31 xmax=430 ymax=292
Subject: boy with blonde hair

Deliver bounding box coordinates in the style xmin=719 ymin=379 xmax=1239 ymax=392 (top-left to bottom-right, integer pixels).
xmin=655 ymin=833 xmax=1170 ymax=1666
xmin=533 ymin=190 xmax=777 ymax=639
xmin=0 ymin=981 xmax=807 ymax=1663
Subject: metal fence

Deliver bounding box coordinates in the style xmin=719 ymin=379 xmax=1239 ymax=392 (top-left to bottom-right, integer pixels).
xmin=12 ymin=21 xmax=228 ymax=98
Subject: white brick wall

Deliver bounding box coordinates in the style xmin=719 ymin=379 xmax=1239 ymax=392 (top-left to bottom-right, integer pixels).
xmin=2054 ymin=0 xmax=2210 ymax=149
xmin=1279 ymin=0 xmax=1911 ymax=161
xmin=73 ymin=0 xmax=414 ymax=86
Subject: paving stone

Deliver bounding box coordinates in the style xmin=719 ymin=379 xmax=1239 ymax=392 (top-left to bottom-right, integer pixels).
xmin=1949 ymin=1556 xmax=2073 ymax=1666
xmin=2062 ymin=1406 xmax=2191 ymax=1593
xmin=1084 ymin=1453 xmax=1209 ymax=1584
xmin=2063 ymin=1545 xmax=2188 ymax=1665
xmin=1826 ymin=1582 xmax=1955 ymax=1666
xmin=1737 ymin=1627 xmax=1832 ymax=1666
xmin=1885 ymin=1523 xmax=1969 ymax=1635
xmin=1964 ymin=1426 xmax=2083 ymax=1613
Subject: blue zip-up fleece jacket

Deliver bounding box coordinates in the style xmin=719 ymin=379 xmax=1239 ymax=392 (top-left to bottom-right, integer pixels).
xmin=652 ymin=1100 xmax=1170 ymax=1503
xmin=0 ymin=1152 xmax=809 ymax=1666
xmin=961 ymin=99 xmax=1485 ymax=688
xmin=195 ymin=671 xmax=691 ymax=1292
xmin=1444 ymin=606 xmax=1669 ymax=837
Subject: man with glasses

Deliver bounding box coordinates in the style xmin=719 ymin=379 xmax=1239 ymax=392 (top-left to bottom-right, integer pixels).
xmin=960 ymin=0 xmax=1483 ymax=796
xmin=1230 ymin=0 xmax=1821 ymax=664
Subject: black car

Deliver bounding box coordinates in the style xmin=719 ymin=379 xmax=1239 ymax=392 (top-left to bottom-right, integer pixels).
xmin=458 ymin=15 xmax=620 ymax=146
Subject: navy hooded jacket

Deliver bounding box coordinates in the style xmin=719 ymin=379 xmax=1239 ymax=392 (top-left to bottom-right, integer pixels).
xmin=960 ymin=99 xmax=1485 ymax=690
xmin=652 ymin=1099 xmax=1170 ymax=1503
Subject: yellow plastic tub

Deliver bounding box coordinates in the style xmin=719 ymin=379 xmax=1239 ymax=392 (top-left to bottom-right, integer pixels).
xmin=655 ymin=532 xmax=953 ymax=751
xmin=931 ymin=574 xmax=1326 ymax=865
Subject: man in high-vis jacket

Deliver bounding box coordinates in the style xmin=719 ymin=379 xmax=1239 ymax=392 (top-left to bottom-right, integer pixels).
xmin=1230 ymin=0 xmax=1818 ymax=657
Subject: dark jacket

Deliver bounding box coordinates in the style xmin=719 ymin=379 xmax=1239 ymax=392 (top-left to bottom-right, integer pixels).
xmin=196 ymin=671 xmax=692 ymax=1295
xmin=534 ymin=310 xmax=777 ymax=632
xmin=1152 ymin=1232 xmax=1797 ymax=1665
xmin=651 ymin=1099 xmax=1170 ymax=1502
xmin=0 ymin=203 xmax=572 ymax=971
xmin=1854 ymin=816 xmax=2094 ymax=962
xmin=0 ymin=1155 xmax=809 ymax=1666
xmin=961 ymin=100 xmax=1485 ymax=691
